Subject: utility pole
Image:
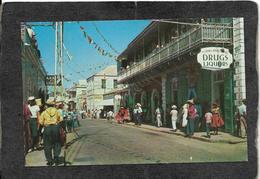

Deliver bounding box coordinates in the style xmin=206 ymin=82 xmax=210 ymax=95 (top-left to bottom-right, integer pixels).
xmin=54 ymin=22 xmax=58 ymax=98
xmin=54 ymin=21 xmax=64 ymax=99
xmin=60 ymin=22 xmax=64 ymax=99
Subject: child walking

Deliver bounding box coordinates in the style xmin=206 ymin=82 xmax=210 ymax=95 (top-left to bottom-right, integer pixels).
xmin=204 ymin=110 xmax=213 ymax=138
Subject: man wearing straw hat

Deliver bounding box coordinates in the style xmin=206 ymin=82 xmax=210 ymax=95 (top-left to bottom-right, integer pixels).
xmin=39 ymin=97 xmax=63 ymax=166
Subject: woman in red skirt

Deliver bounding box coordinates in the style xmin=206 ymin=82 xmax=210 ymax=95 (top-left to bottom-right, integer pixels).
xmin=211 ymin=103 xmax=224 ymax=135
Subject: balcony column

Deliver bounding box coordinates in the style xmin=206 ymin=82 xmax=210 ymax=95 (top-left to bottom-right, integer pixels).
xmin=161 ymin=73 xmax=167 ymax=126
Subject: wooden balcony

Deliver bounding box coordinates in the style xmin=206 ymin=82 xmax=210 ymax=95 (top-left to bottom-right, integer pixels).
xmin=118 ymin=24 xmax=232 ymax=83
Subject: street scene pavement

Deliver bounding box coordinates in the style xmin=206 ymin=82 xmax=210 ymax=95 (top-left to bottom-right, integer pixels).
xmin=26 ymin=118 xmax=247 ymax=166
xmin=22 ymin=19 xmax=249 ymax=167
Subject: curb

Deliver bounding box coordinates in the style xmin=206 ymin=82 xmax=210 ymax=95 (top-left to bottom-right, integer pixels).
xmin=111 ymin=120 xmax=246 ymax=144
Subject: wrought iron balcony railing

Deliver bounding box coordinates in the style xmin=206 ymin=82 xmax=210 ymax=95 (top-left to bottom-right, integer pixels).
xmin=118 ymin=24 xmax=232 ymax=82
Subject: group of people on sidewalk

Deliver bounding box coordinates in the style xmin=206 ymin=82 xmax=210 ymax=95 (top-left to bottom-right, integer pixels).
xmin=132 ymin=97 xmax=247 ymax=139
xmin=23 ymin=96 xmax=82 ymax=166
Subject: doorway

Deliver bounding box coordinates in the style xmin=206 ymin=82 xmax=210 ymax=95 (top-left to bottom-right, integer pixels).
xmin=212 ymin=71 xmax=225 ymax=125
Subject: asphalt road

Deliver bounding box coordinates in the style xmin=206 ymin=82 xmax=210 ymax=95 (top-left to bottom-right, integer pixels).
xmin=69 ymin=118 xmax=247 ymax=165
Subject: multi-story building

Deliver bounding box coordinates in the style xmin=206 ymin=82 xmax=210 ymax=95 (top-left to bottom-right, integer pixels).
xmin=86 ymin=65 xmax=117 ymax=112
xmin=21 ymin=25 xmax=47 ymax=103
xmin=75 ymin=80 xmax=87 ymax=111
xmin=117 ymin=18 xmax=245 ymax=134
xmin=65 ymin=85 xmax=77 ymax=110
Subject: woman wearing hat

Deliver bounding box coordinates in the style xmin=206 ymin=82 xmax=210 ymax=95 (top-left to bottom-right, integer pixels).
xmin=39 ymin=97 xmax=63 ymax=166
xmin=28 ymin=96 xmax=40 ymax=152
xmin=170 ymin=105 xmax=178 ymax=132
xmin=211 ymin=102 xmax=224 ymax=135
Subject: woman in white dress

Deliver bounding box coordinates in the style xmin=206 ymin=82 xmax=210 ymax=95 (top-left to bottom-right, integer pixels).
xmin=155 ymin=107 xmax=162 ymax=127
xmin=182 ymin=104 xmax=188 ymax=128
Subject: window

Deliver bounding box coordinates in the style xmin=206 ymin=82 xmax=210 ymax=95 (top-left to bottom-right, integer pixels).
xmin=114 ymin=79 xmax=118 ymax=88
xmin=101 ymin=79 xmax=106 ymax=89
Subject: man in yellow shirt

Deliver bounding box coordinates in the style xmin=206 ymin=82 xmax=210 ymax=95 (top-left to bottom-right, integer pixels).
xmin=40 ymin=97 xmax=63 ymax=166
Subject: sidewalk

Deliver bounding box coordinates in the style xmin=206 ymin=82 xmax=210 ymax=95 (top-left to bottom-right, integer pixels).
xmin=111 ymin=120 xmax=247 ymax=144
xmin=25 ymin=131 xmax=79 ymax=166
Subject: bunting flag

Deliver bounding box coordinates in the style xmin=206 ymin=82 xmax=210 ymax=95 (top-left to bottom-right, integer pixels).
xmin=92 ymin=22 xmax=120 ymax=55
xmin=87 ymin=35 xmax=94 ymax=44
xmin=78 ymin=24 xmax=118 ymax=60
xmin=80 ymin=26 xmax=85 ymax=30
xmin=83 ymin=31 xmax=87 ymax=38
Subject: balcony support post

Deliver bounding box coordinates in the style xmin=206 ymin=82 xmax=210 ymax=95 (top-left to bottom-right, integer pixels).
xmin=161 ymin=73 xmax=167 ymax=126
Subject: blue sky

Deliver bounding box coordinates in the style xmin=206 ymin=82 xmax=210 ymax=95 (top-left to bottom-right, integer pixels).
xmin=30 ymin=20 xmax=150 ymax=88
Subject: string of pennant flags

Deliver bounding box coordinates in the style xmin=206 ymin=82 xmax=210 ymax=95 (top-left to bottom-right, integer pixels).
xmin=79 ymin=25 xmax=118 ymax=60
xmin=92 ymin=22 xmax=120 ymax=55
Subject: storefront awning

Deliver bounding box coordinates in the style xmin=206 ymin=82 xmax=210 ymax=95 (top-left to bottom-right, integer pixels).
xmin=96 ymin=99 xmax=114 ymax=107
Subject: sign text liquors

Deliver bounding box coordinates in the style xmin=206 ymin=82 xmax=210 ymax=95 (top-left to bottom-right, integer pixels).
xmin=197 ymin=47 xmax=233 ymax=71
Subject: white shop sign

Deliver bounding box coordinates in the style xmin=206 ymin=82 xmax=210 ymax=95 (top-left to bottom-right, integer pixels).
xmin=197 ymin=47 xmax=233 ymax=71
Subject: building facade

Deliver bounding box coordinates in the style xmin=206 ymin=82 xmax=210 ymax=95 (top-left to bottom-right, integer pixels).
xmin=21 ymin=25 xmax=47 ymax=103
xmin=75 ymin=80 xmax=87 ymax=111
xmin=117 ymin=18 xmax=245 ymax=134
xmin=86 ymin=65 xmax=118 ymax=112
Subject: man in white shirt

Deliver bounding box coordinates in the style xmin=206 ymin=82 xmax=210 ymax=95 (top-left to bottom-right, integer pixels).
xmin=170 ymin=105 xmax=178 ymax=131
xmin=28 ymin=96 xmax=40 ymax=151
xmin=107 ymin=110 xmax=114 ymax=121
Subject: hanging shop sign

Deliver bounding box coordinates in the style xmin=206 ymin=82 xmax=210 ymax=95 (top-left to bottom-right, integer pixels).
xmin=197 ymin=47 xmax=233 ymax=71
xmin=45 ymin=75 xmax=62 ymax=86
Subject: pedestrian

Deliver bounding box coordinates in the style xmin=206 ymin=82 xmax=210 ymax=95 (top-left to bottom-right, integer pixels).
xmin=155 ymin=106 xmax=162 ymax=127
xmin=236 ymin=99 xmax=247 ymax=137
xmin=170 ymin=105 xmax=178 ymax=132
xmin=67 ymin=110 xmax=73 ymax=132
xmin=23 ymin=102 xmax=32 ymax=154
xmin=194 ymin=98 xmax=202 ymax=132
xmin=72 ymin=109 xmax=80 ymax=128
xmin=28 ymin=96 xmax=40 ymax=152
xmin=211 ymin=102 xmax=224 ymax=135
xmin=39 ymin=97 xmax=63 ymax=166
xmin=204 ymin=109 xmax=212 ymax=138
xmin=136 ymin=103 xmax=142 ymax=125
xmin=133 ymin=105 xmax=138 ymax=125
xmin=56 ymin=102 xmax=65 ymax=131
xmin=96 ymin=109 xmax=101 ymax=120
xmin=182 ymin=103 xmax=188 ymax=128
xmin=185 ymin=99 xmax=197 ymax=137
xmin=38 ymin=101 xmax=47 ymax=149
xmin=107 ymin=110 xmax=114 ymax=121
xmin=117 ymin=107 xmax=125 ymax=123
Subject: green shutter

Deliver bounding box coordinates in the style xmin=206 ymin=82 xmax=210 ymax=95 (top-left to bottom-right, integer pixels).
xmin=224 ymin=69 xmax=234 ymax=133
xmin=201 ymin=70 xmax=212 ymax=103
xmin=177 ymin=73 xmax=187 ymax=107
